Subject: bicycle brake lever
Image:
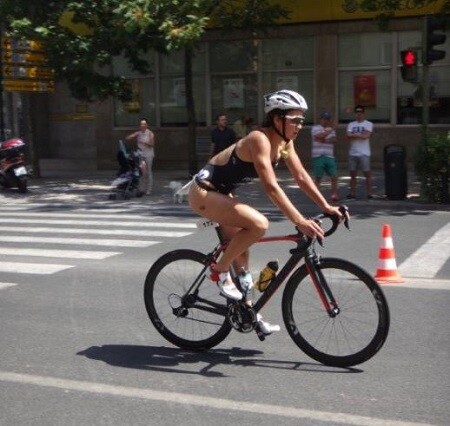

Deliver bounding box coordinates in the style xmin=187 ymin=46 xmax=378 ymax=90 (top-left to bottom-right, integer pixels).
xmin=339 ymin=205 xmax=351 ymax=231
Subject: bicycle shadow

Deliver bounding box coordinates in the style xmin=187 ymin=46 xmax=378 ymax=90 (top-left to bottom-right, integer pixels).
xmin=77 ymin=344 xmax=362 ymax=377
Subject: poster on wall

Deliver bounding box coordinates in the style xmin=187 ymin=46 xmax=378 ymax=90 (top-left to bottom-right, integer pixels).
xmin=173 ymin=78 xmax=186 ymax=107
xmin=276 ymin=76 xmax=298 ymax=91
xmin=354 ymin=75 xmax=377 ymax=107
xmin=223 ymin=78 xmax=244 ymax=109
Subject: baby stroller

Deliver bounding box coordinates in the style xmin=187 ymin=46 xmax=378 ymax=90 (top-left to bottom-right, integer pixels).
xmin=108 ymin=140 xmax=143 ymax=200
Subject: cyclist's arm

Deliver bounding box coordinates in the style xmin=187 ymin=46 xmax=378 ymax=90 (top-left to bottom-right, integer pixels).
xmin=247 ymin=135 xmax=322 ymax=236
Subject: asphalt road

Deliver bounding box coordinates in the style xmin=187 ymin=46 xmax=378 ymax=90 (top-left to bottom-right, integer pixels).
xmin=0 ymin=176 xmax=449 ymax=425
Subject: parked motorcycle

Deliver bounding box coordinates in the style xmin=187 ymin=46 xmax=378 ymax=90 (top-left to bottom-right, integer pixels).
xmin=0 ymin=138 xmax=28 ymax=193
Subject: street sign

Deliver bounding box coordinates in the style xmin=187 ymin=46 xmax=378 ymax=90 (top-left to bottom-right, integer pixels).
xmin=2 ymin=64 xmax=54 ymax=79
xmin=1 ymin=37 xmax=54 ymax=92
xmin=1 ymin=49 xmax=47 ymax=65
xmin=2 ymin=79 xmax=55 ymax=93
xmin=2 ymin=37 xmax=44 ymax=52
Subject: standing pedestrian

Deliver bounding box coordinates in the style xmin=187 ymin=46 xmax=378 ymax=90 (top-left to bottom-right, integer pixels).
xmin=210 ymin=113 xmax=237 ymax=157
xmin=346 ymin=105 xmax=374 ymax=199
xmin=126 ymin=118 xmax=155 ymax=195
xmin=311 ymin=111 xmax=339 ymax=201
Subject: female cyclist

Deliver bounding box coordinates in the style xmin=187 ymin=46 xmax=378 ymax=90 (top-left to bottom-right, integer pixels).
xmin=188 ymin=90 xmax=343 ymax=334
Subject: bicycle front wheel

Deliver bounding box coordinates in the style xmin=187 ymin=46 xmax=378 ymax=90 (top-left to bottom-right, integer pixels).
xmin=144 ymin=249 xmax=232 ymax=350
xmin=282 ymin=258 xmax=390 ymax=367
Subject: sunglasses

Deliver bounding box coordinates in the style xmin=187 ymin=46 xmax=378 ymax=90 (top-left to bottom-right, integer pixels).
xmin=355 ymin=110 xmax=364 ymax=113
xmin=285 ymin=115 xmax=305 ymax=125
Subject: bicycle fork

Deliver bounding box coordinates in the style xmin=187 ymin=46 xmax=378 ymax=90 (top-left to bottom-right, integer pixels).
xmin=305 ymin=254 xmax=340 ymax=317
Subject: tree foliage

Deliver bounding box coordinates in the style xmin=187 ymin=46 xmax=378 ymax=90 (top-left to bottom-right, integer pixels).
xmin=1 ymin=0 xmax=288 ymax=102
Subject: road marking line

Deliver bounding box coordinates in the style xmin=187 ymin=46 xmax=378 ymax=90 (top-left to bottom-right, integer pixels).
xmin=0 ymin=216 xmax=197 ymax=229
xmin=0 ymin=226 xmax=191 ymax=238
xmin=0 ymin=371 xmax=432 ymax=426
xmin=399 ymin=223 xmax=450 ymax=278
xmin=0 ymin=283 xmax=17 ymax=290
xmin=0 ymin=248 xmax=121 ymax=260
xmin=0 ymin=236 xmax=158 ymax=248
xmin=0 ymin=262 xmax=74 ymax=274
xmin=383 ymin=278 xmax=450 ymax=290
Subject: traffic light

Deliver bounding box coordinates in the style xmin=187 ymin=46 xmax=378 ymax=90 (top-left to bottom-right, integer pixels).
xmin=424 ymin=16 xmax=447 ymax=65
xmin=400 ymin=49 xmax=418 ymax=82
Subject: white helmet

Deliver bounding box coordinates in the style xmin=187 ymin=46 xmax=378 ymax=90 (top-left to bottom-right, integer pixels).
xmin=264 ymin=89 xmax=308 ymax=114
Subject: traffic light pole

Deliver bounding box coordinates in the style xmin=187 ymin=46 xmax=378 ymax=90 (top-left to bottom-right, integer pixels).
xmin=421 ymin=17 xmax=430 ymax=139
xmin=0 ymin=22 xmax=5 ymax=141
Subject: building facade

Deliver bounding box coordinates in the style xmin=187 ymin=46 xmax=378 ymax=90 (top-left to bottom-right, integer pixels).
xmin=6 ymin=1 xmax=448 ymax=175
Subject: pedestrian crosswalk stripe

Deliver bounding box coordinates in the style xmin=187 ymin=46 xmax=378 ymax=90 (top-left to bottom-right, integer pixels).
xmin=0 ymin=215 xmax=197 ymax=229
xmin=0 ymin=283 xmax=17 ymax=290
xmin=0 ymin=236 xmax=157 ymax=248
xmin=0 ymin=226 xmax=191 ymax=238
xmin=399 ymin=222 xmax=450 ymax=278
xmin=0 ymin=248 xmax=121 ymax=260
xmin=0 ymin=262 xmax=74 ymax=274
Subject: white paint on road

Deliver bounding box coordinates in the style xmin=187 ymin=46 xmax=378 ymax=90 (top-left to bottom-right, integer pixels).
xmin=0 ymin=236 xmax=157 ymax=247
xmin=0 ymin=262 xmax=74 ymax=274
xmin=0 ymin=371 xmax=433 ymax=426
xmin=0 ymin=248 xmax=121 ymax=260
xmin=0 ymin=216 xmax=197 ymax=229
xmin=0 ymin=283 xmax=17 ymax=290
xmin=0 ymin=226 xmax=191 ymax=238
xmin=399 ymin=223 xmax=450 ymax=278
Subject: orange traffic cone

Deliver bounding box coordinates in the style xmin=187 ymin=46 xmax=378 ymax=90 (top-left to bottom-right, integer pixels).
xmin=374 ymin=224 xmax=405 ymax=284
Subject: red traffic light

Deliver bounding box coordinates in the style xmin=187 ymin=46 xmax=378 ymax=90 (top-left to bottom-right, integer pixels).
xmin=401 ymin=49 xmax=417 ymax=66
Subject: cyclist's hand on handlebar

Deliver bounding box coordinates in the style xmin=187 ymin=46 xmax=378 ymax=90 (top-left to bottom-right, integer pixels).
xmin=323 ymin=204 xmax=350 ymax=224
xmin=296 ymin=217 xmax=325 ymax=240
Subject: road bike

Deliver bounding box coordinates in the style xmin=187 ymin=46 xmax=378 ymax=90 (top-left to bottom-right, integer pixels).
xmin=144 ymin=206 xmax=390 ymax=367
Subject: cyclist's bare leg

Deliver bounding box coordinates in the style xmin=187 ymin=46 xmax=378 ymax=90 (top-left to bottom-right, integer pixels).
xmin=220 ymin=224 xmax=249 ymax=271
xmin=189 ymin=184 xmax=268 ymax=273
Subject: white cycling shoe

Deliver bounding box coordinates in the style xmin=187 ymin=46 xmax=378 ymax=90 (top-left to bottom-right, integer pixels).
xmin=256 ymin=313 xmax=281 ymax=335
xmin=214 ymin=271 xmax=243 ymax=301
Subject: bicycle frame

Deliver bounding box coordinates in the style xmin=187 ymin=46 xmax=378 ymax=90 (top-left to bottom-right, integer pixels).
xmin=190 ymin=226 xmax=337 ymax=318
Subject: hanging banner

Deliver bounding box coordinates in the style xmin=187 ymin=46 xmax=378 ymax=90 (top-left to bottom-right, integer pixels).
xmin=354 ymin=75 xmax=377 ymax=108
xmin=223 ymin=78 xmax=244 ymax=109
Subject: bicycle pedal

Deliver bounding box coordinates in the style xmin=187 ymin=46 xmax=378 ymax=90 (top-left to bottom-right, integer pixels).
xmin=256 ymin=329 xmax=266 ymax=341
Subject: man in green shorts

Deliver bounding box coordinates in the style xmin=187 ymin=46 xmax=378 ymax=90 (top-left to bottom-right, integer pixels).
xmin=311 ymin=112 xmax=339 ymax=201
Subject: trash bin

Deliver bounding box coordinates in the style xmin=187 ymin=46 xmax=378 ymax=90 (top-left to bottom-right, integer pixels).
xmin=384 ymin=144 xmax=407 ymax=200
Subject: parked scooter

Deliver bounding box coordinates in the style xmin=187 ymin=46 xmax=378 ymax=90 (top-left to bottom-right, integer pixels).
xmin=0 ymin=138 xmax=28 ymax=193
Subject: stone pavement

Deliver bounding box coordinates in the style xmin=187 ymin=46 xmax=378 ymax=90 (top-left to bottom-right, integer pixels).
xmin=1 ymin=167 xmax=448 ymax=211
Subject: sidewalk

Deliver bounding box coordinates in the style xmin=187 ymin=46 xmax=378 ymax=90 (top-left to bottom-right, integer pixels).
xmin=1 ymin=167 xmax=448 ymax=211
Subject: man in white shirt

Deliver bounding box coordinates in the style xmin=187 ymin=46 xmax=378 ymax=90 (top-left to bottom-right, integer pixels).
xmin=311 ymin=111 xmax=339 ymax=201
xmin=346 ymin=105 xmax=374 ymax=199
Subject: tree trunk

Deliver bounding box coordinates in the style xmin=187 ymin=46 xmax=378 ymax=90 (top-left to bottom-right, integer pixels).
xmin=184 ymin=46 xmax=198 ymax=177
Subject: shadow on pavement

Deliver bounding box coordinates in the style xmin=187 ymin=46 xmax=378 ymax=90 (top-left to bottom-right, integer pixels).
xmin=77 ymin=344 xmax=362 ymax=377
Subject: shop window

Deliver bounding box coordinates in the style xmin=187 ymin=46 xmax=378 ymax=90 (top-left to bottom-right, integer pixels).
xmin=159 ymin=46 xmax=206 ymax=127
xmin=210 ymin=40 xmax=258 ymax=127
xmin=112 ymin=54 xmax=156 ymax=127
xmin=262 ymin=38 xmax=314 ymax=124
xmin=338 ymin=33 xmax=392 ymax=123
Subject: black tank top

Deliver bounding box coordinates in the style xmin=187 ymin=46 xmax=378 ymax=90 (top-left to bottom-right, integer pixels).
xmin=197 ymin=148 xmax=277 ymax=194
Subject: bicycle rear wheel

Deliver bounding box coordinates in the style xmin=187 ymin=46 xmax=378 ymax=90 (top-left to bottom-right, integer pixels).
xmin=144 ymin=249 xmax=232 ymax=350
xmin=282 ymin=257 xmax=390 ymax=367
